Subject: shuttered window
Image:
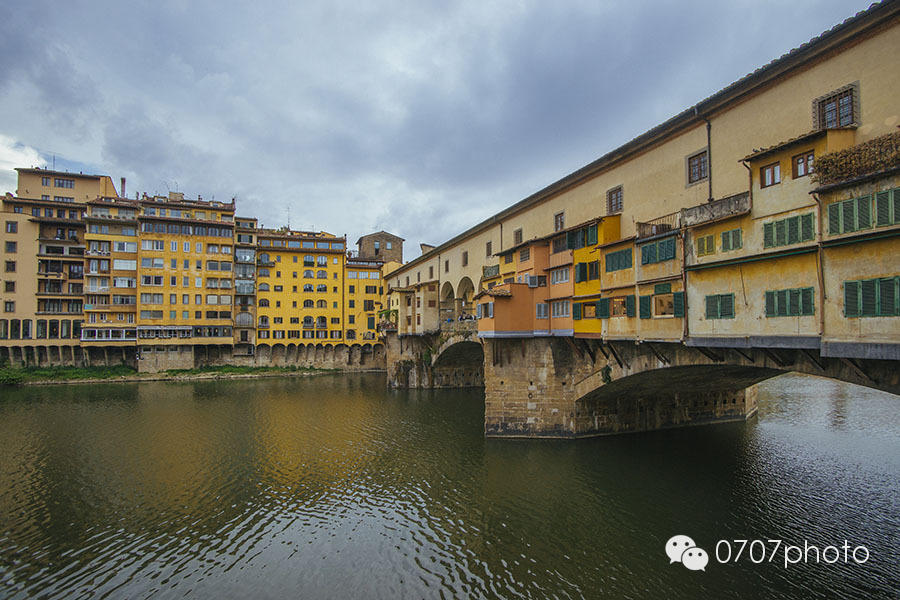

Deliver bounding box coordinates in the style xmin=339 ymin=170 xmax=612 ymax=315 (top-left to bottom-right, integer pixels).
xmin=639 ymin=295 xmax=652 ymax=319
xmin=844 ymin=277 xmax=900 ymax=317
xmin=765 ymin=287 xmax=814 ymax=317
xmin=696 ymin=234 xmax=714 ymax=256
xmin=704 ymin=294 xmax=734 ymax=319
xmin=574 ymin=263 xmax=588 ymax=283
xmin=640 ymin=236 xmax=676 ymax=264
xmin=605 ymin=248 xmax=632 ymax=272
xmin=873 ymin=188 xmax=900 ymax=227
xmin=763 ymin=213 xmax=815 ymax=248
xmin=828 ymin=196 xmax=875 ymax=235
xmin=721 ymin=228 xmax=742 ymax=252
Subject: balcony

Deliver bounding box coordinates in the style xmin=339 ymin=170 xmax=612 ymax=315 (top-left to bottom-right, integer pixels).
xmin=813 ymin=131 xmax=900 ymax=187
xmin=681 ymin=192 xmax=751 ymax=228
xmin=636 ymin=212 xmax=680 ymax=240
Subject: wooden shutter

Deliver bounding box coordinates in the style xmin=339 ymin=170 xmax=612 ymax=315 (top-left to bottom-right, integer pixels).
xmin=673 ymin=292 xmax=685 ymax=318
xmin=842 ymin=200 xmax=855 ymax=233
xmin=877 ymin=277 xmax=896 ymax=316
xmin=894 ymin=188 xmax=900 ymax=224
xmin=573 ymin=302 xmax=582 ymax=320
xmin=639 ymin=295 xmax=652 ymax=319
xmin=598 ymin=298 xmax=610 ymax=319
xmin=765 ymin=291 xmax=775 ymax=317
xmin=587 ymin=224 xmax=598 ymax=245
xmin=800 ymin=287 xmax=814 ymax=316
xmin=625 ymin=295 xmax=635 ymax=317
xmin=800 ymin=214 xmax=814 ymax=241
xmin=875 ymin=191 xmax=891 ymax=226
xmin=828 ymin=203 xmax=841 ymax=234
xmin=775 ymin=220 xmax=787 ymax=246
xmin=789 ymin=289 xmax=801 ymax=316
xmin=697 ymin=235 xmax=706 ymax=255
xmin=663 ymin=237 xmax=675 ymax=260
xmin=654 ymin=283 xmax=671 ymax=295
xmin=721 ymin=231 xmax=731 ymax=252
xmin=720 ymin=294 xmax=734 ymax=318
xmin=705 ymin=295 xmax=717 ymax=319
xmin=787 ymin=216 xmax=800 ymax=245
xmin=776 ymin=290 xmax=788 ymax=317
xmin=763 ymin=222 xmax=774 ymax=247
xmin=844 ymin=281 xmax=859 ymax=317
xmin=860 ymin=279 xmax=877 ymax=316
xmin=857 ymin=196 xmax=871 ymax=230
xmin=733 ymin=228 xmax=742 ymax=249
xmin=641 ymin=244 xmax=654 ymax=265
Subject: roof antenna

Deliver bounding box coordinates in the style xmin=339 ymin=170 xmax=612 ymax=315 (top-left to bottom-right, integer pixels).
xmin=287 ymin=205 xmax=291 ymax=229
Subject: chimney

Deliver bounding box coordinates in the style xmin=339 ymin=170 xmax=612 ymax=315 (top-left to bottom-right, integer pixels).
xmin=120 ymin=177 xmax=126 ymax=198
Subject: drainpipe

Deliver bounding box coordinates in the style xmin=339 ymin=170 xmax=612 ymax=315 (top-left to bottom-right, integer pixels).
xmin=705 ymin=118 xmax=713 ymax=202
xmin=811 ymin=192 xmax=826 ymax=337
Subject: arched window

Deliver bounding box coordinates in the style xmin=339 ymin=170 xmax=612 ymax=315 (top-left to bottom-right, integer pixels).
xmin=303 ymin=270 xmax=314 ymax=278
xmin=317 ymin=270 xmax=327 ymax=279
xmin=303 ymin=284 xmax=313 ymax=292
xmin=316 ymin=300 xmax=327 ymax=308
xmin=258 ymin=283 xmax=270 ymax=291
xmin=316 ymin=316 xmax=327 ymax=327
xmin=303 ymin=316 xmax=314 ymax=326
xmin=303 ymin=299 xmax=314 ymax=308
xmin=259 ymin=299 xmax=270 ymax=307
xmin=258 ymin=316 xmax=269 ymax=327
xmin=316 ymin=284 xmax=327 ymax=292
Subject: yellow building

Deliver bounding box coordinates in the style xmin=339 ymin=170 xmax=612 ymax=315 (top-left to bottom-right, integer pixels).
xmin=255 ymin=229 xmax=346 ymax=344
xmin=135 ymin=192 xmax=236 ymax=369
xmin=344 ymin=256 xmax=383 ymax=341
xmin=81 ymin=196 xmax=140 ymax=347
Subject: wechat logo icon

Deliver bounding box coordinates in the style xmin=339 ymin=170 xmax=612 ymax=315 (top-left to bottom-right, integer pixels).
xmin=666 ymin=535 xmax=709 ymax=571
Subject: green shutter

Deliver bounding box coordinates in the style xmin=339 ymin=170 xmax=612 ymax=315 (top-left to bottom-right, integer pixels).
xmin=787 ymin=216 xmax=800 ymax=244
xmin=842 ymin=200 xmax=856 ymax=233
xmin=625 ymin=294 xmax=636 ymax=317
xmin=566 ymin=231 xmax=576 ymax=249
xmin=721 ymin=231 xmax=731 ymax=252
xmin=800 ymin=287 xmax=815 ymax=316
xmin=844 ymin=281 xmax=859 ymax=317
xmin=733 ymin=228 xmax=742 ymax=249
xmin=875 ymin=191 xmax=891 ymax=226
xmin=598 ymin=298 xmax=610 ymax=319
xmin=894 ymin=188 xmax=900 ymax=224
xmin=828 ymin=203 xmax=841 ymax=234
xmin=673 ymin=292 xmax=685 ymax=318
xmin=654 ymin=283 xmax=671 ymax=295
xmin=587 ymin=224 xmax=598 ymax=245
xmin=860 ymin=279 xmax=877 ymax=317
xmin=877 ymin=277 xmax=895 ymax=316
xmin=776 ymin=290 xmax=788 ymax=317
xmin=763 ymin=222 xmax=774 ymax=247
xmin=641 ymin=244 xmax=654 ymax=265
xmin=705 ymin=295 xmax=717 ymax=319
xmin=662 ymin=237 xmax=675 ymax=260
xmin=765 ymin=291 xmax=775 ymax=317
xmin=775 ymin=220 xmax=787 ymax=246
xmin=857 ymin=196 xmax=871 ymax=230
xmin=639 ymin=295 xmax=652 ymax=319
xmin=801 ymin=214 xmax=814 ymax=241
xmin=720 ymin=294 xmax=734 ymax=319
xmin=788 ymin=289 xmax=801 ymax=316
xmin=573 ymin=302 xmax=582 ymax=320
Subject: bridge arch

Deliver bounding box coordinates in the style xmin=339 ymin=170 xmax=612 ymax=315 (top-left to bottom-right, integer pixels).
xmin=430 ymin=335 xmax=485 ymax=388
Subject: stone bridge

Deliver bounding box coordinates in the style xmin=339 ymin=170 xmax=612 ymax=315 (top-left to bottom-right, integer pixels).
xmin=386 ymin=333 xmax=899 ymax=438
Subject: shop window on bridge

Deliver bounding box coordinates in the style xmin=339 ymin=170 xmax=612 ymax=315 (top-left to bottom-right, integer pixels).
xmin=764 ymin=213 xmax=815 ymax=247
xmin=605 ymin=248 xmax=632 ymax=272
xmin=766 ymin=287 xmax=815 ymax=317
xmin=844 ymin=277 xmax=899 ymax=318
xmin=705 ymin=294 xmax=735 ymax=319
xmin=640 ymin=237 xmax=676 ymax=265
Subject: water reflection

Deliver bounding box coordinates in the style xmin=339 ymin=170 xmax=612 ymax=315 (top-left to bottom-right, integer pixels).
xmin=0 ymin=373 xmax=897 ymax=599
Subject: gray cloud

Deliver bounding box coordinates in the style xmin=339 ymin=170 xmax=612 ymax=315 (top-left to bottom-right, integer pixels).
xmin=0 ymin=0 xmax=874 ymax=259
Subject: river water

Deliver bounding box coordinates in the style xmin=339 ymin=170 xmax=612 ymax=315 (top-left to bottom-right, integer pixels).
xmin=0 ymin=373 xmax=897 ymax=599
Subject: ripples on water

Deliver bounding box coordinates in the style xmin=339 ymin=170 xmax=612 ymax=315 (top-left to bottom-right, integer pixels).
xmin=0 ymin=373 xmax=897 ymax=599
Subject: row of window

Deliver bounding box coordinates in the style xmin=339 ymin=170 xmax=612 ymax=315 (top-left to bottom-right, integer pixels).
xmin=140 ymin=310 xmax=232 ymax=320
xmin=139 ymin=293 xmax=232 ymax=306
xmin=828 ymin=188 xmax=900 ymax=234
xmin=140 ymin=222 xmax=232 ymax=237
xmin=0 ymin=318 xmax=81 ymax=339
xmin=140 ymin=239 xmax=233 ymax=254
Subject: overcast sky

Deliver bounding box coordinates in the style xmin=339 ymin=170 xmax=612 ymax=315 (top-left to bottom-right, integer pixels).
xmin=0 ymin=0 xmax=874 ymax=259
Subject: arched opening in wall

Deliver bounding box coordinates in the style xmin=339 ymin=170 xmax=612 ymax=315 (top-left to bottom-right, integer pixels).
xmin=457 ymin=277 xmax=475 ymax=319
xmin=432 ymin=339 xmax=485 ymax=389
xmin=440 ymin=281 xmax=456 ymax=323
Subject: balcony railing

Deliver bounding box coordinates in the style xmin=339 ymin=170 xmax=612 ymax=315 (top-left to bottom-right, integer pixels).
xmin=681 ymin=192 xmax=751 ymax=228
xmin=636 ymin=212 xmax=680 ymax=239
